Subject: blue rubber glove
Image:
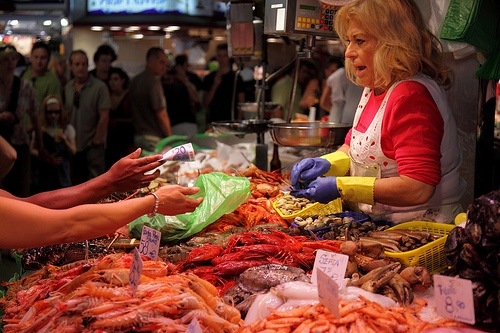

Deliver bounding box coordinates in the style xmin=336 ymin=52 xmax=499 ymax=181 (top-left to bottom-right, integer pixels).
xmin=290 ymin=158 xmax=331 ymax=190
xmin=291 ymin=177 xmax=340 ymax=204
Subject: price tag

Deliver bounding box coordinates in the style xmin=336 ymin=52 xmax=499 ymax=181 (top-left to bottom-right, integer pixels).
xmin=159 ymin=143 xmax=195 ymax=162
xmin=311 ymin=249 xmax=349 ymax=285
xmin=317 ymin=269 xmax=340 ymax=318
xmin=186 ymin=318 xmax=203 ymax=333
xmin=434 ymin=274 xmax=475 ymax=325
xmin=129 ymin=248 xmax=143 ymax=297
xmin=139 ymin=225 xmax=161 ymax=260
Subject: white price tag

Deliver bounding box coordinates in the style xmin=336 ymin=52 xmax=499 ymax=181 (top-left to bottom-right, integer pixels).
xmin=186 ymin=318 xmax=203 ymax=333
xmin=434 ymin=274 xmax=475 ymax=325
xmin=139 ymin=225 xmax=161 ymax=260
xmin=159 ymin=143 xmax=195 ymax=162
xmin=311 ymin=249 xmax=349 ymax=285
xmin=317 ymin=269 xmax=340 ymax=318
xmin=129 ymin=248 xmax=143 ymax=297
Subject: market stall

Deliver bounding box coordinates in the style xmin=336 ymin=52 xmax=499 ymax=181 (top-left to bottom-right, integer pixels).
xmin=0 ymin=138 xmax=497 ymax=332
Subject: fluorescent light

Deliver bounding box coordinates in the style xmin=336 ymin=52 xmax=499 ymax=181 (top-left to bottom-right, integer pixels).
xmin=90 ymin=26 xmax=104 ymax=31
xmin=43 ymin=20 xmax=52 ymax=26
xmin=127 ymin=26 xmax=140 ymax=31
xmin=148 ymin=26 xmax=161 ymax=31
xmin=164 ymin=26 xmax=180 ymax=32
xmin=131 ymin=34 xmax=143 ymax=39
xmin=110 ymin=26 xmax=122 ymax=31
xmin=60 ymin=18 xmax=69 ymax=27
xmin=9 ymin=20 xmax=19 ymax=26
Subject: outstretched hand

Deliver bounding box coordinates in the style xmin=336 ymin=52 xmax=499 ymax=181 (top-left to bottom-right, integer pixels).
xmin=106 ymin=148 xmax=166 ymax=193
xmin=155 ymin=185 xmax=203 ymax=216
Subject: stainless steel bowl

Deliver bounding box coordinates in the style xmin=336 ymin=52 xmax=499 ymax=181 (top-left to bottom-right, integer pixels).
xmin=269 ymin=122 xmax=352 ymax=147
xmin=238 ymin=102 xmax=281 ymax=119
xmin=212 ymin=119 xmax=272 ymax=136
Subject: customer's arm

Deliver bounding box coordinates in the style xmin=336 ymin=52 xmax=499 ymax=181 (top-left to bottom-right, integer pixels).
xmin=1 ymin=149 xmax=166 ymax=208
xmin=0 ymin=185 xmax=203 ymax=249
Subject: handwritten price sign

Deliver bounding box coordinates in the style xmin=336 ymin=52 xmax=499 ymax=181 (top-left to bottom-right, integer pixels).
xmin=434 ymin=274 xmax=475 ymax=325
xmin=129 ymin=248 xmax=143 ymax=297
xmin=311 ymin=249 xmax=348 ymax=285
xmin=139 ymin=225 xmax=161 ymax=260
xmin=317 ymin=269 xmax=340 ymax=318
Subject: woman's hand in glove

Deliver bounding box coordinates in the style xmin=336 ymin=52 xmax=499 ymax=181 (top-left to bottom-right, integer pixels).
xmin=290 ymin=158 xmax=331 ymax=190
xmin=291 ymin=177 xmax=340 ymax=204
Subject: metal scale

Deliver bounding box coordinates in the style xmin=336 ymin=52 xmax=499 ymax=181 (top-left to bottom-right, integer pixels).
xmin=264 ymin=0 xmax=352 ymax=148
xmin=212 ymin=0 xmax=351 ymax=170
xmin=212 ymin=0 xmax=273 ymax=171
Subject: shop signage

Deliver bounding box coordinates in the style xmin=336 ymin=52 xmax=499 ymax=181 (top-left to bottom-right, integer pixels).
xmin=87 ymin=0 xmax=213 ymax=16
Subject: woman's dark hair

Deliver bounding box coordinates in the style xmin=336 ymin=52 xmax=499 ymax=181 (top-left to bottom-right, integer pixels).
xmin=109 ymin=67 xmax=129 ymax=89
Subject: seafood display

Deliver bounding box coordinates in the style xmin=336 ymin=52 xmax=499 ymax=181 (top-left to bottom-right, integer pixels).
xmin=20 ymin=240 xmax=113 ymax=271
xmin=223 ymin=264 xmax=310 ymax=317
xmin=1 ymin=253 xmax=241 ymax=333
xmin=1 ymin=163 xmax=487 ymax=332
xmin=236 ymin=163 xmax=287 ymax=199
xmin=275 ymin=195 xmax=316 ymax=216
xmin=444 ymin=189 xmax=500 ymax=331
xmin=180 ymin=229 xmax=319 ymax=287
xmin=240 ymin=295 xmax=471 ymax=333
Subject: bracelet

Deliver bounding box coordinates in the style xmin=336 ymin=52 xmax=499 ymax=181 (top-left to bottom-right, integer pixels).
xmin=147 ymin=192 xmax=159 ymax=218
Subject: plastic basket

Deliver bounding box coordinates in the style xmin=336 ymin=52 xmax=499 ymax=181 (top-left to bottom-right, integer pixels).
xmin=273 ymin=198 xmax=342 ymax=221
xmin=384 ymin=221 xmax=455 ymax=274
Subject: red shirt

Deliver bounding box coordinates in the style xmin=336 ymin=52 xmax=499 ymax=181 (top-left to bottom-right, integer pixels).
xmin=345 ymin=81 xmax=443 ymax=185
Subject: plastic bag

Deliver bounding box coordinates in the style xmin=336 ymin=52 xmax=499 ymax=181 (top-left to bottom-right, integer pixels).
xmin=439 ymin=0 xmax=499 ymax=54
xmin=128 ymin=172 xmax=251 ymax=244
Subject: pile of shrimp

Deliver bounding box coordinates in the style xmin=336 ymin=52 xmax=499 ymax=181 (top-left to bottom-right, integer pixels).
xmin=1 ymin=253 xmax=242 ymax=333
xmin=238 ymin=295 xmax=472 ymax=333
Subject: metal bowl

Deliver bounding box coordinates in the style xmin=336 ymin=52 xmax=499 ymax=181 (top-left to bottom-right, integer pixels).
xmin=269 ymin=122 xmax=352 ymax=147
xmin=238 ymin=102 xmax=281 ymax=120
xmin=238 ymin=102 xmax=281 ymax=113
xmin=212 ymin=119 xmax=272 ymax=136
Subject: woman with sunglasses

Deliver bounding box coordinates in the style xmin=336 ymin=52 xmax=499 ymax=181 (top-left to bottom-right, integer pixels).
xmin=35 ymin=95 xmax=76 ymax=191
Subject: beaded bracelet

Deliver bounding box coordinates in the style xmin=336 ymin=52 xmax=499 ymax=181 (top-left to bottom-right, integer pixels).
xmin=147 ymin=192 xmax=159 ymax=218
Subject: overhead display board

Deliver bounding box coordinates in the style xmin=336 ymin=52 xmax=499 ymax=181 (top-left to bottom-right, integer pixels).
xmin=87 ymin=0 xmax=214 ymax=17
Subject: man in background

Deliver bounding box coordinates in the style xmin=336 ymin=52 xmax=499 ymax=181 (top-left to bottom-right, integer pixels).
xmin=271 ymin=60 xmax=316 ymax=121
xmin=64 ymin=50 xmax=110 ymax=184
xmin=89 ymin=44 xmax=117 ymax=87
xmin=202 ymin=44 xmax=245 ymax=123
xmin=129 ymin=47 xmax=172 ymax=152
xmin=175 ymin=54 xmax=202 ymax=91
xmin=21 ymin=41 xmax=62 ymax=109
xmin=320 ymin=65 xmax=363 ymax=124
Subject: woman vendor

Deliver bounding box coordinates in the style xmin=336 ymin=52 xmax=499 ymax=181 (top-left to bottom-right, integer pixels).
xmin=291 ymin=0 xmax=465 ymax=224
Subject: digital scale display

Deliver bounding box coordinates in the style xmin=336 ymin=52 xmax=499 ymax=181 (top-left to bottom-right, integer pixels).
xmin=264 ymin=0 xmax=338 ymax=37
xmin=299 ymin=5 xmax=316 ymax=11
xmin=295 ymin=0 xmax=338 ymax=33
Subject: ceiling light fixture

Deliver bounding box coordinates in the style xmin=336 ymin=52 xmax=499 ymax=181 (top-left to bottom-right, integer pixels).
xmin=164 ymin=26 xmax=180 ymax=32
xmin=110 ymin=26 xmax=122 ymax=31
xmin=90 ymin=26 xmax=104 ymax=31
xmin=127 ymin=26 xmax=140 ymax=31
xmin=43 ymin=20 xmax=52 ymax=26
xmin=60 ymin=18 xmax=69 ymax=27
xmin=148 ymin=26 xmax=161 ymax=31
xmin=131 ymin=33 xmax=143 ymax=39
